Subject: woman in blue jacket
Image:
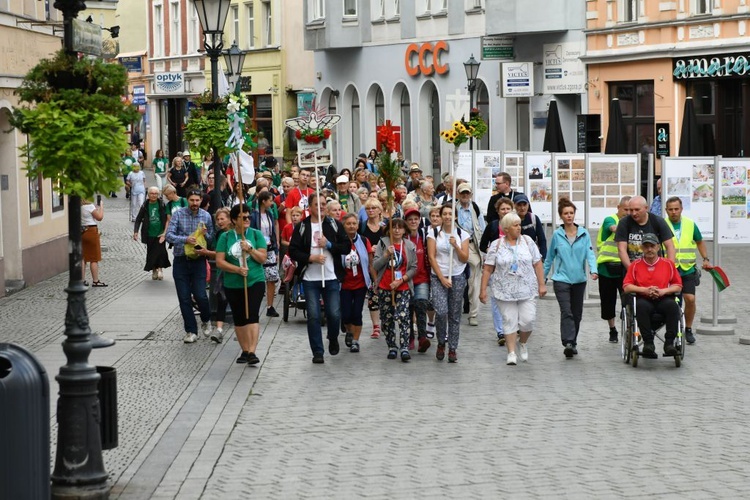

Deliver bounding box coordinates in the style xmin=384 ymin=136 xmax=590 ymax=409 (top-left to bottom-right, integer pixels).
xmin=543 ymin=198 xmax=598 ymax=359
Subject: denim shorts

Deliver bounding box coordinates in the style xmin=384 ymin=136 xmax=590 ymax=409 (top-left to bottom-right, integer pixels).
xmin=412 ymin=282 xmax=430 ymax=302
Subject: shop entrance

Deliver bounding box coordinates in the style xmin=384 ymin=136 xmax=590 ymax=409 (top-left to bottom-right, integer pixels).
xmin=688 ymin=79 xmax=747 ymax=157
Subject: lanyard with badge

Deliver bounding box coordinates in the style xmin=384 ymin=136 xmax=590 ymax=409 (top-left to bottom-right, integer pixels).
xmin=392 ymin=243 xmax=404 ymax=280
xmin=508 ymin=238 xmax=519 ymax=274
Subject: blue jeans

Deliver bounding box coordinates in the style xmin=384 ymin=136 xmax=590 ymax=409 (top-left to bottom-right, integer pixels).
xmin=492 ymin=299 xmax=504 ymax=338
xmin=303 ymin=279 xmax=341 ymax=355
xmin=173 ymin=256 xmax=210 ymax=334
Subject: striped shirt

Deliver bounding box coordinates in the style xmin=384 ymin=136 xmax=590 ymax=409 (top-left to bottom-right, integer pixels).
xmin=166 ymin=207 xmax=215 ymax=257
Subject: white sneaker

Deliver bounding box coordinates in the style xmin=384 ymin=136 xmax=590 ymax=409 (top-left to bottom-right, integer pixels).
xmin=183 ymin=333 xmax=197 ymax=344
xmin=201 ymin=322 xmax=212 ymax=338
xmin=506 ymin=351 xmax=517 ymax=365
xmin=210 ymin=328 xmax=223 ymax=344
xmin=519 ymin=343 xmax=528 ymax=362
xmin=157 ymin=269 xmax=164 ymax=280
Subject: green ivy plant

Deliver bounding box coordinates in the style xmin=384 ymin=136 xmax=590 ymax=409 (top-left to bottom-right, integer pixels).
xmin=10 ymin=50 xmax=139 ymax=198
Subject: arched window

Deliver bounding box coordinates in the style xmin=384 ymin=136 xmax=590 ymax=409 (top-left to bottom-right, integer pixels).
xmin=476 ymin=80 xmax=490 ymax=150
xmin=375 ymin=87 xmax=384 ymax=126
xmin=400 ymin=87 xmax=411 ymax=160
xmin=351 ymin=88 xmax=361 ymax=158
xmin=430 ymin=86 xmax=440 ymax=175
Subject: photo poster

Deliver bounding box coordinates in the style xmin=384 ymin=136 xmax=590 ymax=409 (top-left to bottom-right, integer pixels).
xmin=662 ymin=157 xmax=715 ymax=239
xmin=297 ymin=140 xmax=332 ymax=170
xmin=524 ymin=152 xmax=553 ymax=223
xmin=552 ymin=153 xmax=586 ymax=226
xmin=501 ymin=152 xmax=525 ymax=192
xmin=586 ymin=154 xmax=640 ymax=229
xmin=717 ymin=158 xmax=750 ymax=245
xmin=453 ymin=150 xmax=494 ymax=216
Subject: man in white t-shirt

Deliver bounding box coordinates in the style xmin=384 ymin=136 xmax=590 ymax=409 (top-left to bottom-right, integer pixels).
xmin=288 ymin=192 xmax=350 ymax=364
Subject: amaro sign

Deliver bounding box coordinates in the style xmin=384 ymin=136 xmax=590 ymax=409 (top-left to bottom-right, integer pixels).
xmin=154 ymin=72 xmax=184 ymax=94
xmin=673 ymin=52 xmax=750 ymax=80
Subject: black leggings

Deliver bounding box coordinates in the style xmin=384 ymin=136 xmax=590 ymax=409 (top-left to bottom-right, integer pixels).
xmin=225 ymin=282 xmax=265 ymax=326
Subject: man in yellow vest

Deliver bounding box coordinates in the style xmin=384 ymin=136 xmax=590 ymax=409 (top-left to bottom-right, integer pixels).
xmin=664 ymin=196 xmax=713 ymax=344
xmin=596 ymin=196 xmax=631 ymax=343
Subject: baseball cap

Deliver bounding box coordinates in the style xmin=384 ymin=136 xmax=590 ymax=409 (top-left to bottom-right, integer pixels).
xmin=182 ymin=150 xmax=191 ymax=158
xmin=403 ymin=208 xmax=421 ymax=220
xmin=336 ymin=175 xmax=349 ymax=184
xmin=642 ymin=233 xmax=660 ymax=246
xmin=457 ymin=183 xmax=472 ymax=194
xmin=514 ymin=194 xmax=530 ymax=205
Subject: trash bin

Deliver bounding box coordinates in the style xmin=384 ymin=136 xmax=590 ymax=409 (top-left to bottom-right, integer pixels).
xmin=0 ymin=343 xmax=50 ymax=500
xmin=96 ymin=366 xmax=118 ymax=450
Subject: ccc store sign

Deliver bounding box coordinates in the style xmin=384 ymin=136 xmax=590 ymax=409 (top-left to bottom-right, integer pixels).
xmin=405 ymin=41 xmax=449 ymax=77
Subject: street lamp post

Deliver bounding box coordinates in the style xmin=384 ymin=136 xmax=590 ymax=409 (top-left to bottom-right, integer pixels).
xmin=464 ymin=54 xmax=481 ymax=196
xmin=194 ymin=0 xmax=231 ymax=212
xmin=223 ymin=41 xmax=247 ymax=94
xmin=51 ymin=0 xmax=110 ymax=498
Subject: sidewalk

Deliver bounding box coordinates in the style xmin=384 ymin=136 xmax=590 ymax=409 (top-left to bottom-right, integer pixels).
xmin=2 ymin=193 xmax=749 ymax=498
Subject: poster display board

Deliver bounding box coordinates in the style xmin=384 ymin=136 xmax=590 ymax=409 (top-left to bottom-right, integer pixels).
xmin=502 ymin=152 xmax=525 ymax=192
xmin=454 ymin=150 xmax=497 ymax=216
xmin=552 ymin=154 xmax=586 ymax=226
xmin=586 ymin=154 xmax=640 ymax=229
xmin=716 ymin=158 xmax=750 ymax=245
xmin=524 ymin=153 xmax=553 ymax=223
xmin=661 ymin=157 xmax=715 ymax=239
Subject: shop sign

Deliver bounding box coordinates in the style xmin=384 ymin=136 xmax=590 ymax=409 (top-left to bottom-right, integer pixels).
xmin=656 ymin=123 xmax=670 ymax=157
xmin=405 ymin=41 xmax=449 ymax=77
xmin=297 ymin=92 xmax=316 ymax=117
xmin=120 ymin=56 xmax=142 ymax=73
xmin=482 ymin=35 xmax=514 ymax=60
xmin=542 ymin=42 xmax=586 ymax=95
xmin=154 ymin=72 xmax=184 ymax=94
xmin=673 ymin=52 xmax=750 ymax=80
xmin=71 ymin=19 xmax=102 ymax=57
xmin=501 ymin=62 xmax=534 ymax=97
xmin=132 ymin=85 xmax=146 ymax=105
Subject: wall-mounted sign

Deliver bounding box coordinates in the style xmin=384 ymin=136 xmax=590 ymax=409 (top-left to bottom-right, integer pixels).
xmin=673 ymin=52 xmax=750 ymax=80
xmin=120 ymin=56 xmax=142 ymax=73
xmin=656 ymin=123 xmax=670 ymax=157
xmin=405 ymin=41 xmax=449 ymax=77
xmin=132 ymin=85 xmax=146 ymax=105
xmin=482 ymin=35 xmax=514 ymax=60
xmin=154 ymin=72 xmax=184 ymax=94
xmin=72 ymin=19 xmax=102 ymax=57
xmin=542 ymin=42 xmax=586 ymax=95
xmin=501 ymin=62 xmax=534 ymax=97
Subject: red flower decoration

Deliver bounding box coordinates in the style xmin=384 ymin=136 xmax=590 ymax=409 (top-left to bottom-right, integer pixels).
xmin=323 ymin=129 xmax=331 ymax=139
xmin=377 ymin=120 xmax=397 ymax=154
xmin=295 ymin=130 xmax=302 ymax=140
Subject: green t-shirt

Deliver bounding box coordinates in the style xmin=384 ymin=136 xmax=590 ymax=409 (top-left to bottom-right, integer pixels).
xmin=670 ymin=219 xmax=702 ymax=276
xmin=153 ymin=157 xmax=169 ymax=174
xmin=122 ymin=156 xmax=136 ymax=175
xmin=339 ymin=193 xmax=349 ymax=212
xmin=216 ymin=228 xmax=267 ymax=289
xmin=167 ymin=197 xmax=188 ymax=215
xmin=147 ymin=202 xmax=162 ymax=237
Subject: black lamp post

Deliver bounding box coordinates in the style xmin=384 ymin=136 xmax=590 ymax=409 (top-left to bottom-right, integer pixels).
xmin=51 ymin=0 xmax=110 ymax=498
xmin=194 ymin=0 xmax=231 ymax=211
xmin=463 ymin=54 xmax=481 ymax=193
xmin=223 ymin=41 xmax=247 ymax=93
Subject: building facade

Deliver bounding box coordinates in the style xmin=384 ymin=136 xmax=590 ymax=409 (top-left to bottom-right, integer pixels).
xmin=0 ymin=2 xmax=69 ymax=294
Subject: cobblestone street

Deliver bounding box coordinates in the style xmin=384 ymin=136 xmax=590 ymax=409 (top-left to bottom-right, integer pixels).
xmin=2 ymin=193 xmax=749 ymax=499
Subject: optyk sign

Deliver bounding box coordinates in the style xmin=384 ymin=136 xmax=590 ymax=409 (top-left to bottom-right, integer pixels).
xmin=154 ymin=72 xmax=185 ymax=94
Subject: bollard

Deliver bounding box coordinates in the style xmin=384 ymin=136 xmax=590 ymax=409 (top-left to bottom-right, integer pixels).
xmin=96 ymin=366 xmax=118 ymax=450
xmin=0 ymin=343 xmax=50 ymax=500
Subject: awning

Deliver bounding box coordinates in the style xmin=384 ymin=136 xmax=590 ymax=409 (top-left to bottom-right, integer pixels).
xmin=116 ymin=50 xmax=147 ymax=59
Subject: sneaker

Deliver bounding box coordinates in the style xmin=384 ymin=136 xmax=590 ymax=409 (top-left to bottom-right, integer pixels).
xmin=408 ymin=337 xmax=415 ymax=351
xmin=345 ymin=332 xmax=353 ymax=348
xmin=519 ymin=343 xmax=528 ymax=362
xmin=247 ymin=352 xmax=260 ymax=365
xmin=572 ymin=346 xmax=578 ymax=355
xmin=370 ymin=326 xmax=380 ymax=339
xmin=468 ymin=317 xmax=478 ymax=326
xmin=157 ymin=269 xmax=164 ymax=280
xmin=266 ymin=306 xmax=280 ymax=317
xmin=183 ymin=333 xmax=197 ymax=344
xmin=506 ymin=352 xmax=518 ymax=365
xmin=425 ymin=322 xmax=435 ymax=339
xmin=152 ymin=269 xmax=159 ymax=280
xmin=642 ymin=343 xmax=658 ymax=359
xmin=685 ymin=327 xmax=696 ymax=345
xmin=236 ymin=351 xmax=249 ymax=363
xmin=210 ymin=328 xmax=223 ymax=344
xmin=201 ymin=322 xmax=211 ymax=338
xmin=312 ymin=353 xmax=325 ymax=364
xmin=401 ymin=350 xmax=411 ymax=362
xmin=350 ymin=341 xmax=360 ymax=353
xmin=664 ymin=343 xmax=677 ymax=357
xmin=609 ymin=328 xmax=618 ymax=343
xmin=328 ymin=336 xmax=340 ymax=355
xmin=436 ymin=343 xmax=446 ymax=361
xmin=497 ymin=335 xmax=506 ymax=347
xmin=564 ymin=343 xmax=575 ymax=359
xmin=387 ymin=349 xmax=398 ymax=360
xmin=418 ymin=337 xmax=431 ymax=353
xmin=448 ymin=349 xmax=457 ymax=363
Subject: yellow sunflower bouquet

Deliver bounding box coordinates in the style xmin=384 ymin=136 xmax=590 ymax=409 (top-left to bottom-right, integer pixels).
xmin=439 ymin=108 xmax=488 ymax=147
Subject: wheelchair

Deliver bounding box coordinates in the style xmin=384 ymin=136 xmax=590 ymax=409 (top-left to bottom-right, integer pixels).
xmin=620 ymin=293 xmax=686 ymax=368
xmin=282 ymin=272 xmax=306 ymax=322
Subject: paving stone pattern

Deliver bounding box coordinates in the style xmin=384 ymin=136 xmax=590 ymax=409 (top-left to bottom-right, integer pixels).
xmin=1 ymin=192 xmax=749 ymax=498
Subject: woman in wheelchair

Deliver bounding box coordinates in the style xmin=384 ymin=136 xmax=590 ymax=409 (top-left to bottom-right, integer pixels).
xmin=622 ymin=233 xmax=683 ymax=359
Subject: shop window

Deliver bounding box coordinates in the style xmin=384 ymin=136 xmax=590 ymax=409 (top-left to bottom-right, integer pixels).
xmin=29 ymin=173 xmax=42 ymax=218
xmin=476 ymin=80 xmax=490 ymax=150
xmin=609 ymin=81 xmax=654 ymax=195
xmin=375 ymin=87 xmax=384 ymax=128
xmin=52 ymin=178 xmax=64 ymax=213
xmin=344 ymin=0 xmax=357 ymax=17
xmin=400 ymin=87 xmax=411 ymax=160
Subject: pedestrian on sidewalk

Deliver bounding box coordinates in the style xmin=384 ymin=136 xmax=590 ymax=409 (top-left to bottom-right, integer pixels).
xmin=152 ymin=149 xmax=169 ymax=191
xmin=133 ymin=186 xmax=171 ymax=280
xmin=361 ymin=198 xmax=386 ymax=339
xmin=202 ymin=207 xmax=232 ymax=343
xmin=543 ymin=199 xmax=598 ymax=359
xmin=340 ymin=213 xmax=372 ymax=354
xmin=81 ymin=197 xmax=107 ymax=287
xmin=126 ymin=163 xmax=147 ymax=222
xmin=250 ymin=191 xmax=280 ymax=318
xmin=216 ymin=204 xmax=267 ymax=365
xmin=166 ymin=189 xmax=214 ymax=343
xmin=404 ymin=207 xmax=432 ymax=353
xmin=288 ymin=192 xmax=350 ymax=364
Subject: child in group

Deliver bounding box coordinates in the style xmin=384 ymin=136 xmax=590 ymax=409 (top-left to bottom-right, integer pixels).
xmin=281 ymin=207 xmax=304 ymax=302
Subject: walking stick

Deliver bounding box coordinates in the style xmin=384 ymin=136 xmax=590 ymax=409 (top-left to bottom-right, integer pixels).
xmin=235 ymin=152 xmax=250 ymax=319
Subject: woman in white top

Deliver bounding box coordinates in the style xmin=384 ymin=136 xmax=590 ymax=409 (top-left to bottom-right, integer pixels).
xmin=479 ymin=212 xmax=547 ymax=366
xmin=426 ymin=204 xmax=469 ymax=363
xmin=126 ymin=164 xmax=147 ymax=222
xmin=81 ymin=198 xmax=106 ymax=287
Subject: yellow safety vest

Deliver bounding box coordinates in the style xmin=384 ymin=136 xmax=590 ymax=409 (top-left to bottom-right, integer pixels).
xmin=596 ymin=214 xmax=620 ymax=264
xmin=666 ymin=217 xmax=697 ymax=271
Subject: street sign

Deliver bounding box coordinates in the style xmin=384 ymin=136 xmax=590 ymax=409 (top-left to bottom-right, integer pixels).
xmin=481 ymin=35 xmax=514 ymax=60
xmin=72 ymin=19 xmax=102 ymax=57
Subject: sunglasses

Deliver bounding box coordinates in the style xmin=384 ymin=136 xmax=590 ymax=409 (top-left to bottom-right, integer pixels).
xmin=240 ymin=215 xmax=250 ymax=221
xmin=188 ymin=190 xmax=202 ymax=197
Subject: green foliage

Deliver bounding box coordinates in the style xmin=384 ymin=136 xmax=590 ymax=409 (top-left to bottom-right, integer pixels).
xmin=184 ymin=107 xmax=233 ymax=160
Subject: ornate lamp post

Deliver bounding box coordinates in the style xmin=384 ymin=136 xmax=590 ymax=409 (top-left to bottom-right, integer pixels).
xmin=223 ymin=41 xmax=247 ymax=93
xmin=464 ymin=54 xmax=481 ymax=194
xmin=194 ymin=0 xmax=231 ymax=211
xmin=51 ymin=0 xmax=110 ymax=497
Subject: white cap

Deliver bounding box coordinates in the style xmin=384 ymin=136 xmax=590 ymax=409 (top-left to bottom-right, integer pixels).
xmin=336 ymin=175 xmax=349 ymax=184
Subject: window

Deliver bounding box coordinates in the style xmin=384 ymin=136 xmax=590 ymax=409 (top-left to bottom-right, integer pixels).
xmin=344 ymin=0 xmax=357 ymax=16
xmin=400 ymin=88 xmax=411 ymax=159
xmin=250 ymin=95 xmax=273 ymax=159
xmin=263 ymin=0 xmax=272 ymax=46
xmin=52 ymin=178 xmax=64 ymax=213
xmin=154 ymin=4 xmax=164 ymax=57
xmin=476 ymin=81 xmax=490 ymax=150
xmin=435 ymin=0 xmax=447 ymax=11
xmin=170 ymin=1 xmax=180 ymax=55
xmin=231 ymin=5 xmax=239 ymax=44
xmin=187 ymin=2 xmax=199 ymax=53
xmin=310 ymin=0 xmax=324 ymax=21
xmin=245 ymin=3 xmax=255 ymax=48
xmin=29 ymin=173 xmax=42 ymax=218
xmin=694 ymin=0 xmax=713 ymax=14
xmin=620 ymin=0 xmax=638 ymax=22
xmin=375 ymin=0 xmax=385 ymax=18
xmin=394 ymin=0 xmax=400 ymax=15
xmin=375 ymin=88 xmax=384 ymax=126
xmin=351 ymin=89 xmax=361 ymax=160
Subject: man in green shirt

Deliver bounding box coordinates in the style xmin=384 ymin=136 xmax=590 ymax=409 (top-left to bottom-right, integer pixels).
xmin=596 ymin=196 xmax=631 ymax=342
